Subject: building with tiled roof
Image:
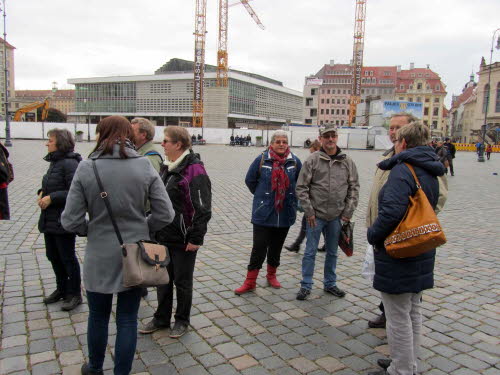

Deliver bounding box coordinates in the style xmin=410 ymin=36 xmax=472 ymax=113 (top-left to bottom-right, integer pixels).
xmin=303 ymin=61 xmax=447 ymax=133
xmin=14 ymin=89 xmax=75 ymax=117
xmin=449 ymin=73 xmax=477 ymax=142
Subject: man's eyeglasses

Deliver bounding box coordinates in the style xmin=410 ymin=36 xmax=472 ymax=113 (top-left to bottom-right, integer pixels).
xmin=162 ymin=139 xmax=176 ymax=145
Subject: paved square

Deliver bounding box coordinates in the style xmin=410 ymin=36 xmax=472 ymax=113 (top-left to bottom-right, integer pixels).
xmin=1 ymin=140 xmax=499 ymax=374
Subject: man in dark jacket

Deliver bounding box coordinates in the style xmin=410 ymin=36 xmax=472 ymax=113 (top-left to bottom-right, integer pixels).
xmin=444 ymin=138 xmax=456 ymax=176
xmin=367 ymin=122 xmax=446 ymax=375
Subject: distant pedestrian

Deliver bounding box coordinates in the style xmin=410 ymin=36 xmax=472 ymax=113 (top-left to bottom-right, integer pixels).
xmin=444 ymin=138 xmax=456 ymax=176
xmin=0 ymin=141 xmax=13 ymax=220
xmin=367 ymin=122 xmax=446 ymax=375
xmin=486 ymin=143 xmax=492 ymax=160
xmin=435 ymin=141 xmax=449 ymax=172
xmin=230 ymin=135 xmax=235 ymax=145
xmin=140 ymin=126 xmax=212 ymax=338
xmin=235 ymin=130 xmax=302 ymax=295
xmin=285 ymin=139 xmax=321 ymax=253
xmin=61 ymin=116 xmax=174 ymax=375
xmin=476 ymin=141 xmax=482 ymax=156
xmin=38 ymin=129 xmax=82 ymax=311
xmin=296 ymin=125 xmax=359 ymax=301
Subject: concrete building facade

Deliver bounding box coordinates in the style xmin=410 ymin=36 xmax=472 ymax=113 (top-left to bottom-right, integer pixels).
xmin=0 ymin=37 xmax=15 ymax=117
xmin=68 ymin=59 xmax=302 ymax=128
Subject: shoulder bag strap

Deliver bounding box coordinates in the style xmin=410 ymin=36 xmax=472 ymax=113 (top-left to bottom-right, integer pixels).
xmin=91 ymin=160 xmax=124 ymax=247
xmin=404 ymin=163 xmax=422 ymax=189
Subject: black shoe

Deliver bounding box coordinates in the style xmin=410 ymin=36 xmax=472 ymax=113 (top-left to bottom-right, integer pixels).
xmin=139 ymin=318 xmax=169 ymax=334
xmin=285 ymin=244 xmax=300 ymax=253
xmin=368 ymin=313 xmax=386 ymax=328
xmin=81 ymin=363 xmax=103 ymax=375
xmin=296 ymin=288 xmax=311 ymax=300
xmin=317 ymin=245 xmax=325 ymax=252
xmin=61 ymin=295 xmax=82 ymax=311
xmin=324 ymin=286 xmax=346 ymax=298
xmin=377 ymin=358 xmax=391 ymax=370
xmin=169 ymin=321 xmax=188 ymax=338
xmin=141 ymin=287 xmax=148 ymax=298
xmin=43 ymin=290 xmax=65 ymax=305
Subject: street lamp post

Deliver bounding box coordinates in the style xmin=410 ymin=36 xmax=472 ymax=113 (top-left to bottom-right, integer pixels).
xmin=479 ymin=28 xmax=500 ymax=162
xmin=266 ymin=116 xmax=270 ymax=146
xmin=83 ymin=98 xmax=90 ymax=142
xmin=2 ymin=0 xmax=11 ymax=147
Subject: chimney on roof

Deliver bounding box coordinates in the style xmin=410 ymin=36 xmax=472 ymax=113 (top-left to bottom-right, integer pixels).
xmin=397 ymin=65 xmax=401 ymax=72
xmin=330 ymin=59 xmax=335 ymax=66
xmin=426 ymin=64 xmax=430 ymax=69
xmin=410 ymin=62 xmax=415 ymax=70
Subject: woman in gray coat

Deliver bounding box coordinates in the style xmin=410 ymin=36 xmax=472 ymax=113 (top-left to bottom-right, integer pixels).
xmin=61 ymin=116 xmax=174 ymax=375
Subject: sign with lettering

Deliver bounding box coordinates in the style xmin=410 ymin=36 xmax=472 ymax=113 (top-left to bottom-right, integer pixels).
xmin=383 ymin=101 xmax=423 ymax=119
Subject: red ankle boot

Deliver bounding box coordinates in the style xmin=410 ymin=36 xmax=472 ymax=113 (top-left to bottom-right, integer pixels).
xmin=266 ymin=265 xmax=281 ymax=289
xmin=234 ymin=269 xmax=259 ymax=295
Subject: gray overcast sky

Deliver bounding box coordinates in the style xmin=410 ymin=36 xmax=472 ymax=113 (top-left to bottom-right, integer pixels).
xmin=7 ymin=0 xmax=500 ymax=107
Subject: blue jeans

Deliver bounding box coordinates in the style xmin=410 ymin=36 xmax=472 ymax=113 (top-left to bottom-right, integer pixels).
xmin=300 ymin=216 xmax=341 ymax=290
xmin=86 ymin=288 xmax=142 ymax=375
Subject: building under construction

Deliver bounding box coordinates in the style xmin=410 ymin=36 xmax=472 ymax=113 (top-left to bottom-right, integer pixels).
xmin=68 ymin=58 xmax=302 ymax=128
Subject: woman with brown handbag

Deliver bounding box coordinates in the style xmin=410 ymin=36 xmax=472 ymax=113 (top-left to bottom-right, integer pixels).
xmin=366 ymin=122 xmax=446 ymax=375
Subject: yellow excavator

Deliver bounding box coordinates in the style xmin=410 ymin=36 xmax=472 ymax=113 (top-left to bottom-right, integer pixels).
xmin=13 ymin=99 xmax=50 ymax=121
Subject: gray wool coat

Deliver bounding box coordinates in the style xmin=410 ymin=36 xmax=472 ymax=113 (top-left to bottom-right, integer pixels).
xmin=61 ymin=144 xmax=175 ymax=294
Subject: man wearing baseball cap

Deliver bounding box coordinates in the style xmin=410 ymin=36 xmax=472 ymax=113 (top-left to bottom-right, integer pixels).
xmin=295 ymin=125 xmax=360 ymax=300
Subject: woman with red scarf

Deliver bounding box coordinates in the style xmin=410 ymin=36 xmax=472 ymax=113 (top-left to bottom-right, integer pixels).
xmin=235 ymin=131 xmax=302 ymax=295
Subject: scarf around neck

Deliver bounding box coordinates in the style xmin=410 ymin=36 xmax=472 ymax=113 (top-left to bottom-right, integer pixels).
xmin=269 ymin=147 xmax=290 ymax=213
xmin=164 ymin=148 xmax=190 ymax=171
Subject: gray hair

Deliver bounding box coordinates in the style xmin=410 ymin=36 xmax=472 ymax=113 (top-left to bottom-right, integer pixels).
xmin=271 ymin=130 xmax=288 ymax=143
xmin=396 ymin=121 xmax=430 ymax=148
xmin=390 ymin=112 xmax=419 ymax=124
xmin=47 ymin=128 xmax=75 ymax=153
xmin=131 ymin=117 xmax=155 ymax=141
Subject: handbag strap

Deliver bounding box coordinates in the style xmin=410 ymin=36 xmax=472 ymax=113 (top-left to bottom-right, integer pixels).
xmin=91 ymin=159 xmax=124 ymax=247
xmin=403 ymin=163 xmax=422 ymax=189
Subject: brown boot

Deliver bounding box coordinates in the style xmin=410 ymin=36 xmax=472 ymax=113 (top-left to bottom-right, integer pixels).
xmin=368 ymin=313 xmax=386 ymax=328
xmin=235 ymin=269 xmax=259 ymax=295
xmin=266 ymin=265 xmax=281 ymax=289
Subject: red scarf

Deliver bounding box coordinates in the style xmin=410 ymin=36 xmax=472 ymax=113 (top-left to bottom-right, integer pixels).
xmin=269 ymin=147 xmax=290 ymax=213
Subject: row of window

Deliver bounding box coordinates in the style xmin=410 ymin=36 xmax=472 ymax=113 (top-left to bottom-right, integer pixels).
xmin=320 ymin=108 xmax=349 ymax=115
xmin=400 ymin=83 xmax=441 ymax=91
xmin=398 ymin=96 xmax=441 ymax=104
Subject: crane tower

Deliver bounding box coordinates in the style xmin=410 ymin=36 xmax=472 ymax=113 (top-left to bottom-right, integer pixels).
xmin=193 ymin=0 xmax=207 ymax=128
xmin=348 ymin=0 xmax=367 ymax=127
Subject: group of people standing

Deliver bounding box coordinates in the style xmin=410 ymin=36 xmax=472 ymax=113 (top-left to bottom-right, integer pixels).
xmin=3 ymin=112 xmax=450 ymax=375
xmin=37 ymin=117 xmax=211 ymax=375
xmin=230 ymin=134 xmax=252 ymax=146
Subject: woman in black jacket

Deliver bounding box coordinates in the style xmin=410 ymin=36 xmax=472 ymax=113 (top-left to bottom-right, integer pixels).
xmin=38 ymin=129 xmax=82 ymax=311
xmin=367 ymin=122 xmax=445 ymax=375
xmin=140 ymin=126 xmax=212 ymax=339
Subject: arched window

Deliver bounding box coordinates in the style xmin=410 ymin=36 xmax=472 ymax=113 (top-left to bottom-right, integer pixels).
xmin=483 ymin=84 xmax=490 ymax=113
xmin=496 ymin=82 xmax=500 ymax=113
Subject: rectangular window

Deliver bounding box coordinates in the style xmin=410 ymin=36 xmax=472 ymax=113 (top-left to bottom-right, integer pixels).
xmin=400 ymin=84 xmax=404 ymax=90
xmin=320 ymin=109 xmax=324 ymax=114
xmin=424 ymin=107 xmax=429 ymax=116
xmin=321 ymin=99 xmax=325 ymax=104
xmin=325 ymin=109 xmax=329 ymax=114
xmin=305 ymin=98 xmax=313 ymax=106
xmin=434 ymin=98 xmax=440 ymax=103
xmin=310 ymin=108 xmax=317 ymax=117
xmin=311 ymin=88 xmax=317 ymax=95
xmin=326 ymin=99 xmax=330 ymax=104
xmin=417 ymin=83 xmax=422 ymax=90
xmin=305 ymin=119 xmax=312 ymax=124
xmin=433 ymin=107 xmax=439 ymax=116
xmin=327 ymin=90 xmax=331 ymax=94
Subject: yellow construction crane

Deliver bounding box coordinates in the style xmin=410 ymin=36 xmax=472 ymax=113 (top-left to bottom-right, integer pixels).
xmin=348 ymin=0 xmax=367 ymax=127
xmin=193 ymin=0 xmax=208 ymax=128
xmin=216 ymin=0 xmax=265 ymax=88
xmin=13 ymin=99 xmax=50 ymax=122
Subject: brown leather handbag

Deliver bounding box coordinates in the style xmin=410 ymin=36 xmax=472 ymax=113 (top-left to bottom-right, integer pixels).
xmin=384 ymin=163 xmax=446 ymax=258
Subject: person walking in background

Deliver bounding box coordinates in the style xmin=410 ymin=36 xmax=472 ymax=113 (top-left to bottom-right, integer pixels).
xmin=367 ymin=122 xmax=446 ymax=375
xmin=285 ymin=139 xmax=321 ymax=253
xmin=61 ymin=116 xmax=174 ymax=375
xmin=235 ymin=130 xmax=302 ymax=295
xmin=486 ymin=143 xmax=492 ymax=160
xmin=38 ymin=129 xmax=83 ymax=311
xmin=443 ymin=138 xmax=456 ymax=176
xmin=296 ymin=125 xmax=359 ymax=301
xmin=435 ymin=141 xmax=449 ymax=172
xmin=0 ymin=141 xmax=13 ymax=220
xmin=141 ymin=126 xmax=212 ymax=338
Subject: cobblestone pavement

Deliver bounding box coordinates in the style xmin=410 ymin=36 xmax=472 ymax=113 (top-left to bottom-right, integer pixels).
xmin=1 ymin=140 xmax=499 ymax=375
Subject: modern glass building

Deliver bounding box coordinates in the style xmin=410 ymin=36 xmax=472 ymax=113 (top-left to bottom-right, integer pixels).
xmin=68 ymin=59 xmax=302 ymax=128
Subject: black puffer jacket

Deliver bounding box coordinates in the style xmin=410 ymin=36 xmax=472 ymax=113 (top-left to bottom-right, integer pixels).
xmin=38 ymin=151 xmax=82 ymax=234
xmin=367 ymin=146 xmax=445 ymax=294
xmin=155 ymin=151 xmax=212 ymax=247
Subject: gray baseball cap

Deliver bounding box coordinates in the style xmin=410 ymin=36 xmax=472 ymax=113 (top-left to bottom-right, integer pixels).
xmin=319 ymin=125 xmax=338 ymax=136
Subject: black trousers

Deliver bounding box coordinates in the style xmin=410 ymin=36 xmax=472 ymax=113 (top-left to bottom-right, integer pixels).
xmin=44 ymin=233 xmax=81 ymax=296
xmin=448 ymin=159 xmax=454 ymax=175
xmin=248 ymin=224 xmax=289 ymax=270
xmin=155 ymin=245 xmax=197 ymax=326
